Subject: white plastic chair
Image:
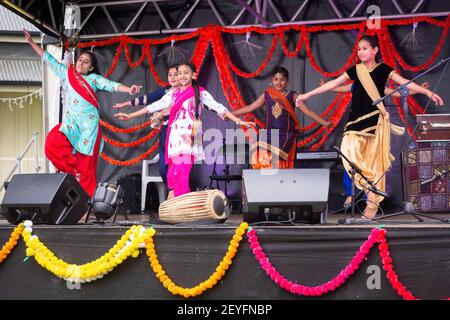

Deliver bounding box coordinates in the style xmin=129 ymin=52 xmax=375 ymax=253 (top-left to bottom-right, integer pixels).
xmin=141 ymin=154 xmax=166 ymax=212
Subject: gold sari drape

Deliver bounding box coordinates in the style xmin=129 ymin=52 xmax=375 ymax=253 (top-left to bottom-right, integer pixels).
xmin=341 ymin=64 xmax=404 ymax=204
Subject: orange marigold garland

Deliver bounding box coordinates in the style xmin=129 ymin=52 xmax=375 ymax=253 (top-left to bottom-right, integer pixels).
xmin=145 ymin=222 xmax=248 ymax=298
xmin=0 ymin=223 xmax=24 ymax=264
xmin=100 ymin=119 xmax=153 ymax=133
xmin=100 ymin=142 xmax=159 ymax=166
xmin=103 ymin=128 xmax=159 ymax=148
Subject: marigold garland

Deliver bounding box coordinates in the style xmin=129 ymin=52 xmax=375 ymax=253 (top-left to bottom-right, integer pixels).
xmin=229 ymin=34 xmax=279 ymax=78
xmin=102 ymin=128 xmax=159 ymax=148
xmin=100 ymin=141 xmax=159 ymax=166
xmin=280 ymin=29 xmax=304 ymax=58
xmin=0 ymin=223 xmax=24 ymax=264
xmin=100 ymin=119 xmax=153 ymax=133
xmin=248 ymin=227 xmax=380 ymax=296
xmin=145 ymin=45 xmax=169 ymax=87
xmin=23 ymin=220 xmax=154 ymax=283
xmin=383 ymin=16 xmax=450 ymax=72
xmin=124 ymin=42 xmax=148 ymax=68
xmin=145 ymin=222 xmax=248 ymax=298
xmin=249 ymin=227 xmax=449 ymax=300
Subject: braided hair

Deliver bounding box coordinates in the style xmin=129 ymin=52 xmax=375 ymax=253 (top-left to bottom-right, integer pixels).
xmin=178 ymin=62 xmax=201 ymax=119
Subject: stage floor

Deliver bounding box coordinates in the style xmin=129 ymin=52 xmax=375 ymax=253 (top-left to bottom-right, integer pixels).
xmin=1 ymin=210 xmax=450 ymax=228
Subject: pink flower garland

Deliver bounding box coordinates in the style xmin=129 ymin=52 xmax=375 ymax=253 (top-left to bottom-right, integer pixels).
xmin=376 ymin=228 xmax=416 ymax=300
xmin=247 ymin=227 xmax=380 ymax=296
xmin=247 ymin=227 xmax=449 ymax=299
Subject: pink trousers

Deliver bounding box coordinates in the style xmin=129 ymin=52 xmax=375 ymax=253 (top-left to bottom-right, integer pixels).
xmin=167 ymin=154 xmax=194 ymax=197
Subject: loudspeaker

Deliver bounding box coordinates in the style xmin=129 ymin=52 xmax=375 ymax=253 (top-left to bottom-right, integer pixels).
xmin=242 ymin=169 xmax=329 ymax=224
xmin=116 ymin=173 xmax=141 ymax=214
xmin=0 ymin=173 xmax=89 ymax=224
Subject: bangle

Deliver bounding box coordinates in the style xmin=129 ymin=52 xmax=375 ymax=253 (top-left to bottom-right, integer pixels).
xmin=236 ymin=120 xmax=241 ymax=126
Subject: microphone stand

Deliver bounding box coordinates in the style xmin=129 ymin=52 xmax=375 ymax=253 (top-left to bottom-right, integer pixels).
xmin=333 ymin=146 xmax=379 ymax=224
xmin=371 ymin=58 xmax=449 ymax=223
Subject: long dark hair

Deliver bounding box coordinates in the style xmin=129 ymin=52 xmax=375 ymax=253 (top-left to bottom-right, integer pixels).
xmin=359 ymin=35 xmax=382 ymax=63
xmin=178 ymin=62 xmax=201 ymax=119
xmin=76 ymin=51 xmax=99 ymax=75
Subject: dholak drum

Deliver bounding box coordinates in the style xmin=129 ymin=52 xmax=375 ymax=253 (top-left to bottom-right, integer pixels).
xmin=158 ymin=189 xmax=229 ymax=224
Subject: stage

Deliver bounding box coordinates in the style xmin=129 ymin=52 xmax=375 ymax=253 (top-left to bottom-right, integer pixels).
xmin=0 ymin=213 xmax=449 ymax=300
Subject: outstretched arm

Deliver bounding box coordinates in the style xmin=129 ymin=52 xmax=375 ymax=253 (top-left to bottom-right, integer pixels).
xmin=224 ymin=110 xmax=255 ymax=128
xmin=114 ymin=87 xmax=167 ymax=109
xmin=385 ymin=81 xmax=430 ymax=97
xmin=117 ymin=84 xmax=142 ymax=95
xmin=232 ymin=94 xmax=265 ymax=116
xmin=320 ymin=78 xmax=353 ymax=93
xmin=390 ymin=72 xmax=443 ymax=106
xmin=295 ymin=95 xmax=331 ymax=128
xmin=114 ymin=107 xmax=148 ymax=121
xmin=296 ymin=74 xmax=348 ymax=106
xmin=114 ymin=90 xmax=174 ymax=121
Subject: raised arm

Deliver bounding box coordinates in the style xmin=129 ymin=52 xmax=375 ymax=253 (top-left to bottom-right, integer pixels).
xmin=296 ymin=74 xmax=348 ymax=106
xmin=232 ymin=94 xmax=265 ymax=116
xmin=25 ymin=28 xmax=67 ymax=80
xmin=390 ymin=72 xmax=443 ymax=106
xmin=23 ymin=29 xmax=44 ymax=57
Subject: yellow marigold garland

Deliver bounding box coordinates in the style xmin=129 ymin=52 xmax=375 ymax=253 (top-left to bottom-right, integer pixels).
xmin=145 ymin=222 xmax=248 ymax=298
xmin=22 ymin=221 xmax=155 ymax=283
xmin=0 ymin=223 xmax=24 ymax=264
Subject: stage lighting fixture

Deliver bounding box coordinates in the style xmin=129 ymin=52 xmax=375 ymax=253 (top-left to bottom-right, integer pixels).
xmin=91 ymin=183 xmax=124 ymax=223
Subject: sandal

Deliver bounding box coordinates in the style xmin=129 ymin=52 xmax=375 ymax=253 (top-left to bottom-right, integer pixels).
xmin=362 ymin=202 xmax=379 ymax=220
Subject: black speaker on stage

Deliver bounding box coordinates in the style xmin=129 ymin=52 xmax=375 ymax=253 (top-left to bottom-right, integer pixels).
xmin=242 ymin=169 xmax=330 ymax=224
xmin=0 ymin=173 xmax=89 ymax=225
xmin=116 ymin=173 xmax=141 ymax=214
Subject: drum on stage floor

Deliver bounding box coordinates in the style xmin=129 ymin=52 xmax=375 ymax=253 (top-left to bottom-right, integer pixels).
xmin=158 ymin=189 xmax=229 ymax=223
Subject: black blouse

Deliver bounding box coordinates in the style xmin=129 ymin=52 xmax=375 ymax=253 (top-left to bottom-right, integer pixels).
xmin=344 ymin=63 xmax=394 ymax=134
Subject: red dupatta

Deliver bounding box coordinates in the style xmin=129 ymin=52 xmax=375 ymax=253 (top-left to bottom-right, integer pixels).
xmin=67 ymin=65 xmax=99 ymax=108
